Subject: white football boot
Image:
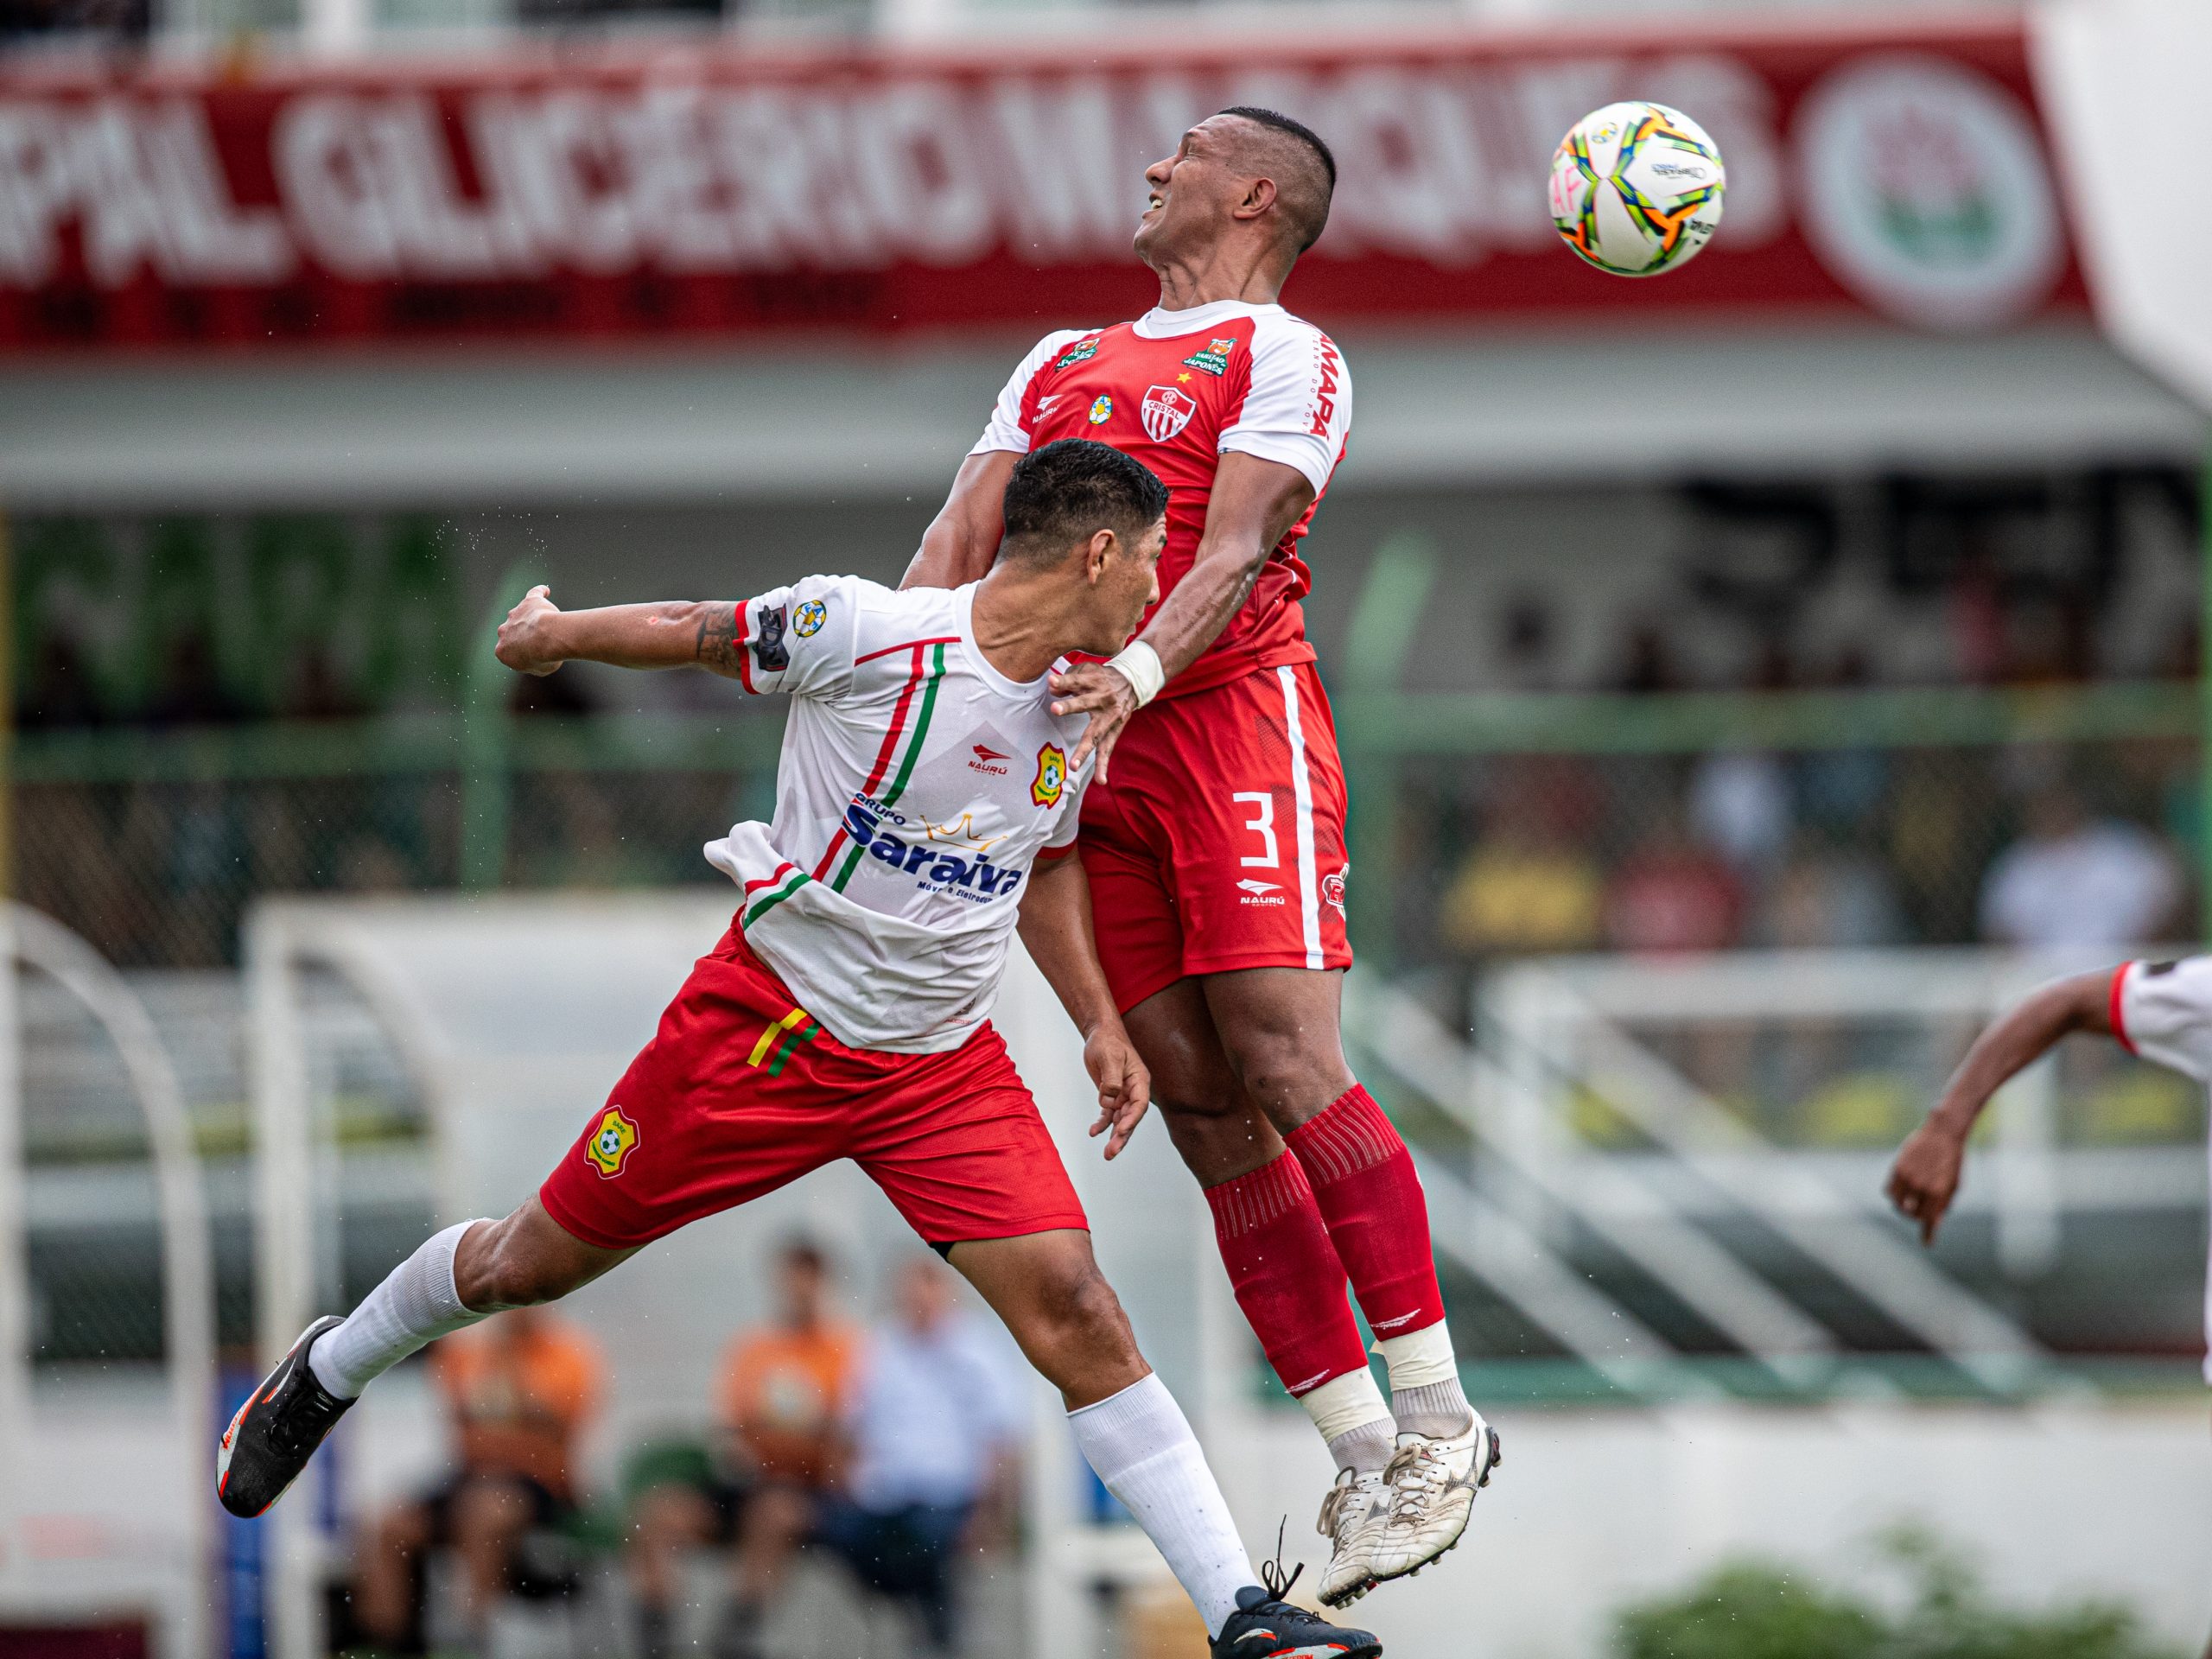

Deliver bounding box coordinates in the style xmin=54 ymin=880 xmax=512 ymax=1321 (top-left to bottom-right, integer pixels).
xmin=1365 ymin=1413 xmax=1502 ymax=1586
xmin=1315 ymin=1465 xmax=1390 ymax=1608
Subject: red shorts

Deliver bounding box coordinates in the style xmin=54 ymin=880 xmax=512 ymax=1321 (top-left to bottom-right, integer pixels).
xmin=539 ymin=924 xmax=1089 ymax=1252
xmin=1079 ymin=660 xmax=1353 ymax=1013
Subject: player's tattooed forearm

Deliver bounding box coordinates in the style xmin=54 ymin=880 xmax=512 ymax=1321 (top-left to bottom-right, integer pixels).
xmin=696 ymin=603 xmax=744 ymax=673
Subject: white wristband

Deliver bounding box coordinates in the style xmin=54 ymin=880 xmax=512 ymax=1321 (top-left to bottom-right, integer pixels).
xmin=1106 ymin=641 xmax=1165 ymax=708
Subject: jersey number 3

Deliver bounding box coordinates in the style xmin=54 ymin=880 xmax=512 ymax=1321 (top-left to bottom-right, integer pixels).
xmin=1234 ymin=792 xmax=1279 ymax=868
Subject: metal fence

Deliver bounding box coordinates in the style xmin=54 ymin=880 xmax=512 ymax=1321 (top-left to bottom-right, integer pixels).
xmin=10 ymin=666 xmax=2203 ymax=978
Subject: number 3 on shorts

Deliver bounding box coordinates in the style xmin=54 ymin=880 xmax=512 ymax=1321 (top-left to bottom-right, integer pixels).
xmin=1232 ymin=791 xmax=1278 ymax=869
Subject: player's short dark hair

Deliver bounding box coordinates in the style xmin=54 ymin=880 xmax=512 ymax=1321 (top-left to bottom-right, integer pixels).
xmin=1001 ymin=439 xmax=1169 ymax=562
xmin=1217 ymin=105 xmax=1336 ymax=254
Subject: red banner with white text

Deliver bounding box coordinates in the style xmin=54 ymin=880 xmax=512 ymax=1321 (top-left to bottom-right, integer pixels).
xmin=0 ymin=22 xmax=2085 ymax=352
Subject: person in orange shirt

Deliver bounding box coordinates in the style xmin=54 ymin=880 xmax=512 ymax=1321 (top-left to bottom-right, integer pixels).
xmin=623 ymin=1239 xmax=860 ymax=1659
xmin=353 ymin=1306 xmax=606 ymax=1652
xmin=715 ymin=1238 xmax=859 ymax=1491
xmin=713 ymin=1239 xmax=859 ymax=1655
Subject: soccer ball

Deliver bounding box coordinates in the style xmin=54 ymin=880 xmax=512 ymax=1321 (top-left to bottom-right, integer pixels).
xmin=1549 ymin=102 xmax=1726 ymax=276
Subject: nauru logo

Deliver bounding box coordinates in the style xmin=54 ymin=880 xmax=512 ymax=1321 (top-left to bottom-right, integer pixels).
xmin=1086 ymin=395 xmax=1114 ymax=426
xmin=1032 ymin=744 xmax=1068 ymax=808
xmin=587 ymin=1106 xmax=639 ymax=1179
xmin=794 ymin=599 xmax=827 ymax=639
xmin=1141 ymin=385 xmax=1198 ymax=442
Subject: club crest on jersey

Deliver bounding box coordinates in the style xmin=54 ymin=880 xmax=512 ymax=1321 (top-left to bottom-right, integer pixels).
xmin=1322 ymin=865 xmax=1349 ymax=915
xmin=1055 ymin=338 xmax=1101 ymax=370
xmin=1087 ymin=396 xmax=1114 ymax=426
xmin=794 ymin=599 xmax=827 ymax=639
xmin=587 ymin=1107 xmax=639 ymax=1179
xmin=1141 ymin=385 xmax=1198 ymax=442
xmin=1032 ymin=745 xmax=1068 ymax=808
xmin=1182 ymin=336 xmax=1236 ymax=376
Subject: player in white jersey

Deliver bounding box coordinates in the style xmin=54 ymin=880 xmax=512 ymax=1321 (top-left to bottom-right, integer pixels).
xmin=215 ymin=442 xmax=1384 ymax=1659
xmin=1887 ymin=957 xmax=2212 ymax=1659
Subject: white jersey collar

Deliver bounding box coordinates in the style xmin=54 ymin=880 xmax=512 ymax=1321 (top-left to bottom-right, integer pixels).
xmin=1132 ymin=298 xmax=1282 ymax=339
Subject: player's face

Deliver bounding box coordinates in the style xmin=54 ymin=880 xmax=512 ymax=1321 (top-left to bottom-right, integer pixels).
xmin=1135 ymin=119 xmax=1243 ymax=264
xmin=1099 ymin=517 xmax=1167 ymax=646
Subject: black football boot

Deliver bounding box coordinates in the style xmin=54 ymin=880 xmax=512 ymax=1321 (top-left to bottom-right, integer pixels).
xmin=1210 ymin=1559 xmax=1382 ymax=1659
xmin=217 ymin=1315 xmax=354 ymax=1517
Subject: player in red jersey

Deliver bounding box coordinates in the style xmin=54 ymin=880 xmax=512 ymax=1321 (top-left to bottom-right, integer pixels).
xmin=905 ymin=107 xmax=1497 ymax=1605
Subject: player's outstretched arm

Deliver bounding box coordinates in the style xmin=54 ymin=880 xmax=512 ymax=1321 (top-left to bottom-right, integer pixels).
xmin=1051 ymin=452 xmax=1313 ymax=779
xmin=495 ymin=584 xmax=751 ymax=679
xmin=1017 ymin=853 xmax=1151 ymax=1159
xmin=1886 ymin=969 xmax=2113 ymax=1243
xmin=904 ymin=450 xmax=1020 ymax=591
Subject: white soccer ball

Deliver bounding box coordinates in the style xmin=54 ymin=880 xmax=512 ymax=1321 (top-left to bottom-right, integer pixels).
xmin=1548 ymin=101 xmax=1726 ymax=276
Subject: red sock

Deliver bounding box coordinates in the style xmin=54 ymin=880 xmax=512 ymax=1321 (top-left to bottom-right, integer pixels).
xmin=1203 ymin=1150 xmax=1371 ymax=1398
xmin=1287 ymin=1084 xmax=1448 ymax=1340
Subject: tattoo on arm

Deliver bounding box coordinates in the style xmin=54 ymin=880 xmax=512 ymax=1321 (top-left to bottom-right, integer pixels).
xmin=695 ymin=603 xmax=743 ymax=675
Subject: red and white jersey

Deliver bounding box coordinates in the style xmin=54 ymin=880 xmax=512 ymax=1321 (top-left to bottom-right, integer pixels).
xmin=702 ymin=575 xmax=1092 ymax=1054
xmin=972 ymin=298 xmax=1352 ymax=700
xmin=2109 ymin=956 xmax=2212 ymax=1382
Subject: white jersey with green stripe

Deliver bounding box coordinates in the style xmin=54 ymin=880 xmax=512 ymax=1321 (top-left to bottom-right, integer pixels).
xmin=702 ymin=575 xmax=1093 ymax=1054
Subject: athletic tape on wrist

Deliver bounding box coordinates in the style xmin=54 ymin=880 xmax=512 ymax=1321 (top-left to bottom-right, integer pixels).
xmin=1106 ymin=640 xmax=1165 ymax=708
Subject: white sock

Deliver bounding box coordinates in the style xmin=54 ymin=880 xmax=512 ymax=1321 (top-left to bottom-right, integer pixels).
xmin=1300 ymin=1366 xmax=1395 ymax=1473
xmin=1378 ymin=1320 xmax=1474 ymax=1438
xmin=308 ymin=1221 xmax=490 ymax=1400
xmin=1068 ymin=1374 xmax=1253 ymax=1637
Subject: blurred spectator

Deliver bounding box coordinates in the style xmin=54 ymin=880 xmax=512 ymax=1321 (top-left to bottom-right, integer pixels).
xmin=1494 ymin=594 xmax=1560 ymax=692
xmin=821 ymin=1255 xmax=1026 ymax=1656
xmin=286 ymin=645 xmax=368 ymax=721
xmin=1689 ymin=751 xmax=1791 ymax=879
xmin=696 ymin=1239 xmax=861 ymax=1657
xmin=18 ymin=630 xmax=105 ymax=729
xmin=719 ymin=1239 xmax=858 ymax=1487
xmin=1440 ymin=799 xmax=1604 ymax=959
xmin=1979 ymin=785 xmax=2182 ymax=949
xmin=1758 ymin=833 xmax=1905 ymax=949
xmin=2001 ymin=592 xmax=2094 ymax=687
xmin=143 ymin=630 xmax=244 ymax=725
xmin=1611 ymin=620 xmax=1683 ymax=695
xmin=353 ymin=1307 xmax=605 ymax=1654
xmin=1605 ymin=813 xmax=1745 ymax=954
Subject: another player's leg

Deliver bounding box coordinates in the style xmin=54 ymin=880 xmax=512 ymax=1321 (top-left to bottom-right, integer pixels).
xmin=1203 ymin=967 xmax=1500 ymax=1590
xmin=218 ymin=1199 xmax=632 ymax=1517
xmin=1128 ymin=979 xmax=1400 ymax=1606
xmin=947 ymin=1230 xmax=1383 ymax=1658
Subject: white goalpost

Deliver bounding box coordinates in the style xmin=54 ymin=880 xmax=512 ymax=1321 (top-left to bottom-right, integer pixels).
xmin=0 ymin=905 xmax=217 ymax=1659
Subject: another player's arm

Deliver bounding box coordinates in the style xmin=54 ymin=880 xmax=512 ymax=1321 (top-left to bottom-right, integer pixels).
xmin=1050 ymin=453 xmax=1314 ymax=778
xmin=1017 ymin=850 xmax=1152 ymax=1160
xmin=494 ymin=585 xmax=751 ymax=678
xmin=1886 ymin=969 xmax=2113 ymax=1243
xmin=903 ymin=451 xmax=1020 ymax=591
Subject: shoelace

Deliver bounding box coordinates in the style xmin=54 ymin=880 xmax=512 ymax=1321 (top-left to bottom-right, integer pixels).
xmin=1382 ymin=1439 xmax=1449 ymax=1528
xmin=1252 ymin=1529 xmax=1340 ymax=1634
xmin=1316 ymin=1471 xmax=1380 ymax=1539
xmin=268 ymin=1363 xmax=347 ymax=1458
